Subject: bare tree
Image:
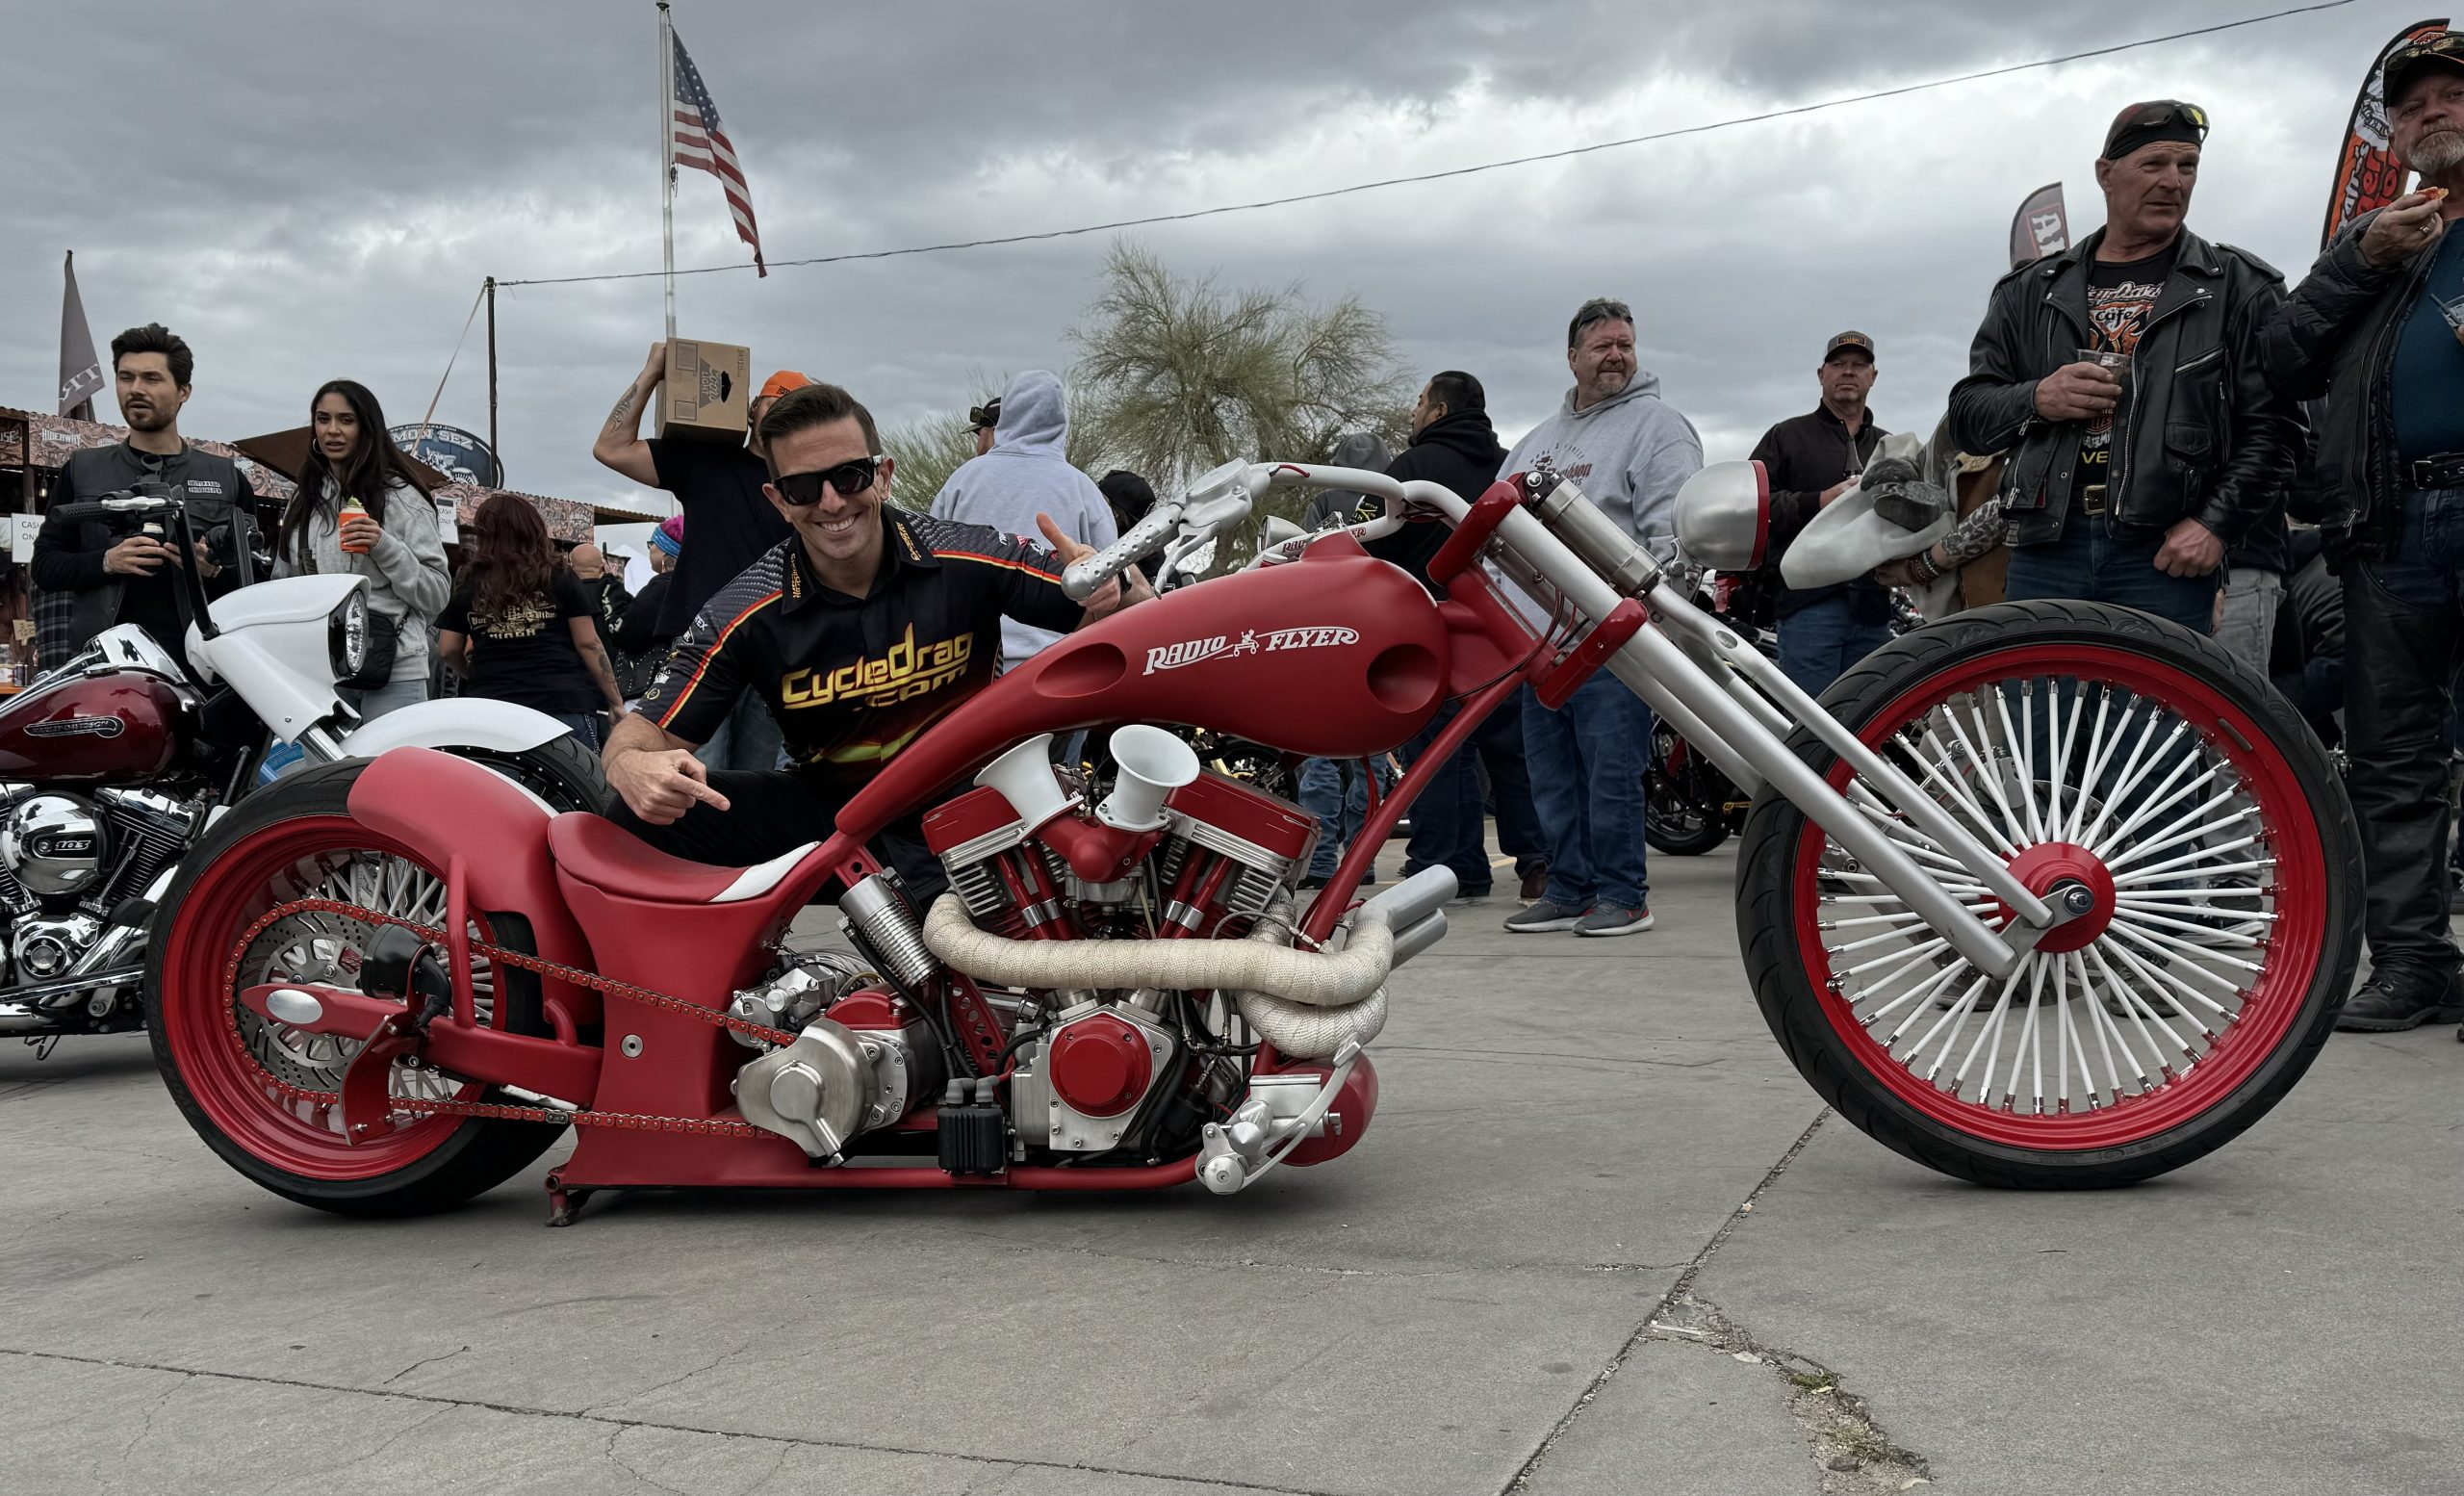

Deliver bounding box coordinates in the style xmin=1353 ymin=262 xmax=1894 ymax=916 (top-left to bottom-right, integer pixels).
xmin=881 ymin=411 xmax=983 ymax=511
xmin=1068 ymin=241 xmax=1413 ymax=498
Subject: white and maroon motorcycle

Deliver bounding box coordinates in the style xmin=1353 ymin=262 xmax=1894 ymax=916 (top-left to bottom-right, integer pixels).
xmin=0 ymin=488 xmax=602 ymax=1047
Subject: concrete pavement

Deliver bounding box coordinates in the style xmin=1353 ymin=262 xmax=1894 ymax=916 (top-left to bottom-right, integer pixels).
xmin=1 ymin=841 xmax=2455 ymax=1495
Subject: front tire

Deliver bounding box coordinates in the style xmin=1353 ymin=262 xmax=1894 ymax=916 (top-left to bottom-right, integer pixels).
xmin=1735 ymin=601 xmax=2361 ymax=1188
xmin=146 ymin=760 xmax=567 ymax=1215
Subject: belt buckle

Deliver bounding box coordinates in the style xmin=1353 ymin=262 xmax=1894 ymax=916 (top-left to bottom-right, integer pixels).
xmin=2079 ymin=484 xmax=2108 ymax=516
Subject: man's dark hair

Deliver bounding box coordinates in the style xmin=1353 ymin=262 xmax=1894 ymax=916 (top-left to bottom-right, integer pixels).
xmin=1424 ymin=370 xmax=1485 ymax=416
xmin=1566 ymin=297 xmax=1633 ymax=349
xmin=112 ymin=322 xmax=192 ymax=388
xmin=757 ymin=381 xmax=882 ymax=473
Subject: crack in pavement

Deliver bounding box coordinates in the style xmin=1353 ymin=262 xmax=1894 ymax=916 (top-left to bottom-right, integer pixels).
xmin=1500 ymin=1108 xmax=1853 ymax=1494
xmin=605 ymin=1422 xmax=697 ymax=1496
xmin=380 ymin=1344 xmax=471 ymax=1386
xmin=1645 ymin=1291 xmax=1930 ymax=1494
xmin=0 ymin=1346 xmax=1348 ymax=1496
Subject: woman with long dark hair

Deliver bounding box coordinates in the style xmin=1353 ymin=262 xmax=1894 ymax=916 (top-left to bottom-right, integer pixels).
xmin=273 ymin=379 xmax=450 ymax=718
xmin=436 ymin=493 xmax=626 ymax=747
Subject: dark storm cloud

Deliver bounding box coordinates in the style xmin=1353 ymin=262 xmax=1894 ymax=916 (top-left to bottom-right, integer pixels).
xmin=0 ymin=1 xmax=2389 ymax=507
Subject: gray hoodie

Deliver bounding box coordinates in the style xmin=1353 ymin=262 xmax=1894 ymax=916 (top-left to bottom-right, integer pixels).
xmin=272 ymin=476 xmax=451 ymax=684
xmin=931 ymin=370 xmax=1118 ymax=667
xmin=1303 ymin=432 xmax=1392 ymax=529
xmin=1498 ymin=371 xmax=1703 ymax=563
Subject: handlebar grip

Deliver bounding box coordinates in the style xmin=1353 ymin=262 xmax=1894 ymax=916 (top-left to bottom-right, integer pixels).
xmin=45 ymin=497 xmax=177 ymax=526
xmin=1062 ymin=502 xmax=1182 ymax=603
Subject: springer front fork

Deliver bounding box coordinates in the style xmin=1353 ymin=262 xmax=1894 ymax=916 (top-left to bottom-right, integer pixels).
xmin=1415 ymin=481 xmax=2068 ymax=982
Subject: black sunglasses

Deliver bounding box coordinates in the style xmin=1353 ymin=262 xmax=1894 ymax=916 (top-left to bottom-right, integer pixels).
xmin=774 ymin=455 xmax=886 ymax=506
xmin=2116 ymin=99 xmax=2210 ymax=141
xmin=968 ymin=402 xmax=1000 ymax=430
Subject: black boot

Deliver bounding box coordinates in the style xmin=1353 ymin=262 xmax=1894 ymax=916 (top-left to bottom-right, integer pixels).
xmin=2336 ymin=968 xmax=2464 ymax=1032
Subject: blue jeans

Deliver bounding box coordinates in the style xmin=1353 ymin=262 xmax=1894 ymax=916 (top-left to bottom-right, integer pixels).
xmin=1521 ymin=673 xmax=1653 ymax=911
xmin=1777 ymin=592 xmax=1896 ymax=698
xmin=2003 ymin=516 xmax=2220 ymax=633
xmin=1298 ymin=756 xmax=1383 ymax=881
xmin=1398 ymin=690 xmax=1548 ymax=894
xmin=552 ymin=712 xmax=603 ymax=752
xmin=345 ymin=676 xmax=430 ymax=721
xmin=695 ymin=691 xmax=787 ymax=772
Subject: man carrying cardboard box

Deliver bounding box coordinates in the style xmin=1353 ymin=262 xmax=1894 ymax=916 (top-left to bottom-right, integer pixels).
xmin=594 ymin=339 xmax=800 ymax=771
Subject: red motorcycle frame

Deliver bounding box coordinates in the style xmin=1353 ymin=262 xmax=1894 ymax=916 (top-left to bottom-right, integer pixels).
xmin=148 ymin=459 xmax=2362 ymax=1215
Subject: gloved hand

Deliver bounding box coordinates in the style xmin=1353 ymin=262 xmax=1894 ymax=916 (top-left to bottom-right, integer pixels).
xmin=1860 ymin=455 xmax=1951 ymax=533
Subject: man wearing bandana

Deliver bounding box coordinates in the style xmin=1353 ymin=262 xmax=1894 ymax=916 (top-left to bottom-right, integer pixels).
xmin=1935 ymin=101 xmax=2298 ymax=632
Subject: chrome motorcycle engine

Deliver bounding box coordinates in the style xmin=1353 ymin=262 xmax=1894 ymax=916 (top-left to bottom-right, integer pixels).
xmin=2 ymin=793 xmax=107 ymax=898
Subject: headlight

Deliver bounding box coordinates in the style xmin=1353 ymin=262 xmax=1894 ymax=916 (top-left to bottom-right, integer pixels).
xmin=328 ymin=590 xmax=370 ymax=680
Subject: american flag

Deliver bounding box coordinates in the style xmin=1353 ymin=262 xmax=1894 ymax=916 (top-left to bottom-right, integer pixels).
xmin=668 ymin=27 xmax=765 ymax=276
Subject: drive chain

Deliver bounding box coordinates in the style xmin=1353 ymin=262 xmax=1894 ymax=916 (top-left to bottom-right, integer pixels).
xmin=220 ymin=896 xmax=801 ymax=1138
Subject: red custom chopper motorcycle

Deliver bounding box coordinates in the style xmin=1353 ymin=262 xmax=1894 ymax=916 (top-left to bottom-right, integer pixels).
xmin=144 ymin=457 xmax=2361 ymax=1218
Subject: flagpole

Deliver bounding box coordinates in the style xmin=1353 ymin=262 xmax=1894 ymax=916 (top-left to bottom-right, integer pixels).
xmin=658 ymin=2 xmax=677 ymax=342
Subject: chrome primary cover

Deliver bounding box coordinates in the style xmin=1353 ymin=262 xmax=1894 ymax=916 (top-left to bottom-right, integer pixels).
xmin=2 ymin=793 xmax=108 ymax=897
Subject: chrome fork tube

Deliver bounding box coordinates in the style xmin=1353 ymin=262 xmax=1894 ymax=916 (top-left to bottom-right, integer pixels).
xmin=1404 ymin=480 xmax=2041 ymax=979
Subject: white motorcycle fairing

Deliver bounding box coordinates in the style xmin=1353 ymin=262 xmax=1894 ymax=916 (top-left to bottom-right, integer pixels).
xmin=185 ymin=575 xmax=363 ymax=738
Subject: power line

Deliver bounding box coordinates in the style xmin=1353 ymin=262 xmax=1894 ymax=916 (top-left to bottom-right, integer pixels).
xmin=499 ymin=0 xmax=2358 ymax=290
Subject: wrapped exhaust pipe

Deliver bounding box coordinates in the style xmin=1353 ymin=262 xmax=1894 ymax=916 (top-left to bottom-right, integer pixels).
xmin=919 ymin=867 xmax=1456 ymax=1060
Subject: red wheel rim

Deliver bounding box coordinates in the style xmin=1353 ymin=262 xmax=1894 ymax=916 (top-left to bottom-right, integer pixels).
xmin=160 ymin=815 xmax=497 ymax=1180
xmin=1791 ymin=643 xmax=2325 ymax=1150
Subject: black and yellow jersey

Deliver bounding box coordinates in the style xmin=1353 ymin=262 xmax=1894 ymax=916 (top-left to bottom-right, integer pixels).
xmin=637 ymin=507 xmax=1081 ymax=789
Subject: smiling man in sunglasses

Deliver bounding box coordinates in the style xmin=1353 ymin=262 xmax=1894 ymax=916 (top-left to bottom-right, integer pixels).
xmin=605 ymin=380 xmax=1149 ymax=890
xmin=1944 ymin=100 xmax=2298 ymax=635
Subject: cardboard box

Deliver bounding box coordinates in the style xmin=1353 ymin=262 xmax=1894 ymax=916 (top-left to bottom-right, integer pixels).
xmin=659 ymin=338 xmax=752 ymax=442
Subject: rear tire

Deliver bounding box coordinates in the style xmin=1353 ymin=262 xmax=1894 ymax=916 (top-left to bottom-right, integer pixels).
xmin=442 ymin=731 xmax=608 ymax=815
xmin=1735 ymin=601 xmax=2361 ymax=1188
xmin=146 ymin=759 xmax=566 ymax=1216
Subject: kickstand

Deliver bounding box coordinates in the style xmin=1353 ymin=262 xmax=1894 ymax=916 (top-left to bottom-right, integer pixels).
xmin=544 ymin=1174 xmax=596 ymax=1228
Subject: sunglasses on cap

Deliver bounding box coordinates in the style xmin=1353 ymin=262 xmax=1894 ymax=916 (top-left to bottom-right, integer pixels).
xmin=2387 ymin=35 xmax=2464 ymax=99
xmin=773 ymin=455 xmax=886 ymax=506
xmin=2108 ymin=99 xmax=2209 ymax=143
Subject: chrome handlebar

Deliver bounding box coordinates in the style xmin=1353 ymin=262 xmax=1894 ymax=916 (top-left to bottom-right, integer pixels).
xmin=1057 ymin=460 xmax=1428 ymax=602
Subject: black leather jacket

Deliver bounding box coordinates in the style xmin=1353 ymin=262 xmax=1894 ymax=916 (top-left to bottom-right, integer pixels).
xmin=1948 ymin=226 xmax=2297 ymax=548
xmin=2259 ymin=208 xmax=2444 ymax=553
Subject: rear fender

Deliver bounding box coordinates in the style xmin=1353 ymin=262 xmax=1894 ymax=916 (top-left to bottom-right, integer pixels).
xmin=344 ymin=748 xmax=592 ymax=996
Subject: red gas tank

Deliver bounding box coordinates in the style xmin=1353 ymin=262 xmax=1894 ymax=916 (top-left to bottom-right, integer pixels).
xmin=840 ymin=535 xmax=1449 ymax=834
xmin=0 ymin=668 xmax=187 ymax=783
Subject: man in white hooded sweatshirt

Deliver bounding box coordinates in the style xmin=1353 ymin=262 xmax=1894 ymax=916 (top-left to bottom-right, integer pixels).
xmin=1500 ymin=297 xmax=1704 ymax=938
xmin=932 ymin=370 xmax=1119 ymax=670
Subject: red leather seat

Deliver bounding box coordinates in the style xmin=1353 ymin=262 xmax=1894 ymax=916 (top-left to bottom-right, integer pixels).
xmin=547 ymin=813 xmax=749 ymax=905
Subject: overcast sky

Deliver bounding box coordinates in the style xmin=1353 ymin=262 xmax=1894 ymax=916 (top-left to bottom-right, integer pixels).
xmin=0 ymin=0 xmax=2414 ymax=514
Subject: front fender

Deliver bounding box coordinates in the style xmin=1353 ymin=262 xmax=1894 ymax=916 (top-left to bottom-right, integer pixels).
xmin=337 ymin=698 xmax=570 ymax=759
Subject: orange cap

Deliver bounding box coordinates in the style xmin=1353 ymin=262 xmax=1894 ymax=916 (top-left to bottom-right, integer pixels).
xmin=758 ymin=370 xmax=811 ymax=402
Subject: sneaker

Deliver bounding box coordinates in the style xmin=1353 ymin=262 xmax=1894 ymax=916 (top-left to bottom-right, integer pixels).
xmin=1575 ymin=904 xmax=1656 ymax=938
xmin=1451 ymin=885 xmax=1492 ymax=906
xmin=2336 ymin=970 xmax=2464 ymax=1032
xmin=1519 ymin=868 xmax=1550 ymax=902
xmin=1505 ymin=898 xmax=1589 ymax=933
